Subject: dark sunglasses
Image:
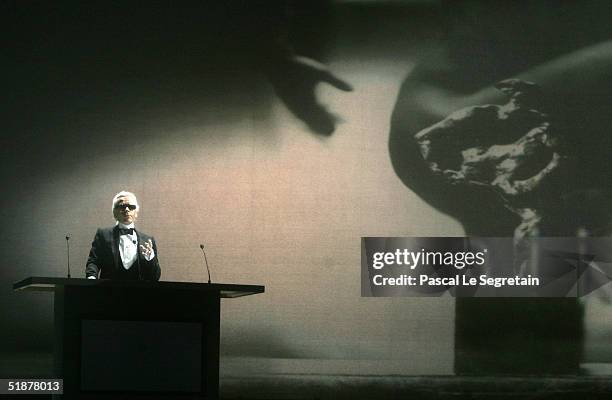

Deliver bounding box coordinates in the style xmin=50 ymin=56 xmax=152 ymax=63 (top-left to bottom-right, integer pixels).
xmin=114 ymin=203 xmax=137 ymax=211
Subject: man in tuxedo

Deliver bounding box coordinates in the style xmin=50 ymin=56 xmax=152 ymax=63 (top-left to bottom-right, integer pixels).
xmin=86 ymin=191 xmax=161 ymax=281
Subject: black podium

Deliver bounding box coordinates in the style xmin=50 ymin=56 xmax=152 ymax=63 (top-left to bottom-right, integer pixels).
xmin=14 ymin=277 xmax=264 ymax=400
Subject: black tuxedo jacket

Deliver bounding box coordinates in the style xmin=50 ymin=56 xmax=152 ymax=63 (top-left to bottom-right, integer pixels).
xmin=85 ymin=226 xmax=161 ymax=281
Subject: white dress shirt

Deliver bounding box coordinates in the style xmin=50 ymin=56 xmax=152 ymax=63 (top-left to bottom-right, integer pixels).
xmin=117 ymin=222 xmax=138 ymax=269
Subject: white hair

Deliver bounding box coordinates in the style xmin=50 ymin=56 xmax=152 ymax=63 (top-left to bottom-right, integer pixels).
xmin=111 ymin=191 xmax=139 ymax=212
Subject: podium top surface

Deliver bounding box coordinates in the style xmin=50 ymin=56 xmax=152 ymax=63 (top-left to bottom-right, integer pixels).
xmin=13 ymin=276 xmax=264 ymax=298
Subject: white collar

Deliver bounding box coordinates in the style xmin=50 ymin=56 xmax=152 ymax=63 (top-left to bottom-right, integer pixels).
xmin=116 ymin=222 xmax=135 ymax=229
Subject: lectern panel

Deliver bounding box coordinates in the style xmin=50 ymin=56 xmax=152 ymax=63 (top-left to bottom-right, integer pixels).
xmin=81 ymin=319 xmax=203 ymax=393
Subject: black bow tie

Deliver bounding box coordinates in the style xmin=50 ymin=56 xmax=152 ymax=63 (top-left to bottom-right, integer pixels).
xmin=118 ymin=228 xmax=134 ymax=235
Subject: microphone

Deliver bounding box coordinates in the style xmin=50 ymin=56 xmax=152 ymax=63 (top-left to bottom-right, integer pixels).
xmin=199 ymin=244 xmax=212 ymax=284
xmin=65 ymin=234 xmax=71 ymax=278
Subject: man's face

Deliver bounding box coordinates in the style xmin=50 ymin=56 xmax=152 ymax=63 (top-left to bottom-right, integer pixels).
xmin=113 ymin=196 xmax=138 ymax=225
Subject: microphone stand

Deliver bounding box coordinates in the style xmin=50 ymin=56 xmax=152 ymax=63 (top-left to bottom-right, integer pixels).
xmin=199 ymin=244 xmax=212 ymax=284
xmin=65 ymin=234 xmax=71 ymax=278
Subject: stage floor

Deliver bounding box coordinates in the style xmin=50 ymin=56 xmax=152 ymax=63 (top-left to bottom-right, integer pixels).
xmin=2 ymin=353 xmax=612 ymax=399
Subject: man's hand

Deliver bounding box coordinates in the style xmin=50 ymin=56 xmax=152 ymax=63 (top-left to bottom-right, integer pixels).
xmin=139 ymin=239 xmax=155 ymax=261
